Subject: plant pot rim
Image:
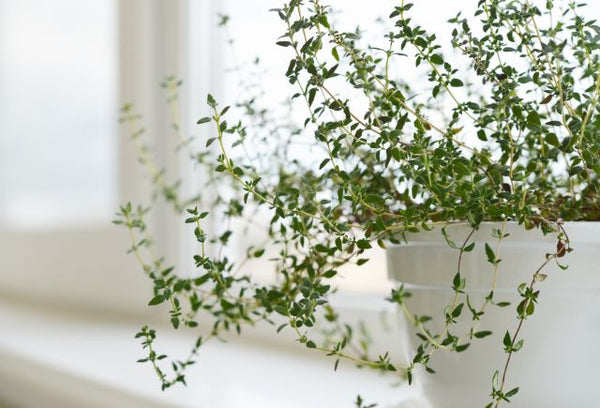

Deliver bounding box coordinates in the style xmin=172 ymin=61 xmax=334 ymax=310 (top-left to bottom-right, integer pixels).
xmin=392 ymin=220 xmax=599 ymax=243
xmin=386 ymin=221 xmax=600 ymax=290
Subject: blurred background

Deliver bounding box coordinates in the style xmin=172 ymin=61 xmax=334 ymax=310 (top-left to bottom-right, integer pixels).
xmin=4 ymin=1 xmax=591 ymax=407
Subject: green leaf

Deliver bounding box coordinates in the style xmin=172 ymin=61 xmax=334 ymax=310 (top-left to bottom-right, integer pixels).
xmin=318 ymin=14 xmax=330 ymax=28
xmin=512 ymin=105 xmax=523 ymax=120
xmin=196 ymin=116 xmax=211 ymax=124
xmin=315 ymin=244 xmax=329 ymax=253
xmin=474 ymin=330 xmax=492 ymax=338
xmin=526 ymin=301 xmax=535 ymax=315
xmin=451 ymin=303 xmax=464 ymax=318
xmin=450 ymin=78 xmax=464 ymax=87
xmin=527 ymin=111 xmax=541 ymax=128
xmin=148 ymin=295 xmax=166 ymax=306
xmin=485 ymin=243 xmax=496 ymax=264
xmin=545 ymin=133 xmax=560 ymax=147
xmin=452 ymin=272 xmax=463 ymax=290
xmin=414 ymin=37 xmax=427 ymax=48
xmin=173 ymin=280 xmax=187 ymax=292
xmin=220 ymin=298 xmax=234 ymax=311
xmin=464 ymin=242 xmax=475 ymax=252
xmin=454 ymin=162 xmax=470 ymax=176
xmin=455 ymin=343 xmax=470 ymax=352
xmin=356 ymin=239 xmax=372 ymax=250
xmin=206 ymin=93 xmax=216 ymax=107
xmin=503 ymin=331 xmax=512 ymax=348
xmin=194 ymin=273 xmax=210 ymax=286
xmin=430 ymin=54 xmax=444 ymax=65
xmin=331 ymin=47 xmax=339 ymax=61
xmin=365 ymin=194 xmax=385 ymax=206
xmin=308 ymin=88 xmax=317 ymax=106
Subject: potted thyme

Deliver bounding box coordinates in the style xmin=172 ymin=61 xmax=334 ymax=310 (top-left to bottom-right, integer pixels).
xmin=115 ymin=0 xmax=600 ymax=407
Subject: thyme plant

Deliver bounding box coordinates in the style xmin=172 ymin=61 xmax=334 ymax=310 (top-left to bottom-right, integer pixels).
xmin=115 ymin=1 xmax=599 ymax=406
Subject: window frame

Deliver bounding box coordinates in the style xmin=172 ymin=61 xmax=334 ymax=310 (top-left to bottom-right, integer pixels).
xmin=0 ymin=0 xmax=209 ymax=317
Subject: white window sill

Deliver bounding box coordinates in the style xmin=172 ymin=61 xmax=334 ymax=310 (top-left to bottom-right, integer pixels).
xmin=0 ymin=298 xmax=414 ymax=408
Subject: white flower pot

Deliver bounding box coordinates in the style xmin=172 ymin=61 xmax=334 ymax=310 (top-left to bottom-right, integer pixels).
xmin=387 ymin=222 xmax=600 ymax=408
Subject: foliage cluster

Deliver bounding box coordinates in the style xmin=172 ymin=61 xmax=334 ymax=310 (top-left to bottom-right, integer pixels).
xmin=114 ymin=1 xmax=599 ymax=406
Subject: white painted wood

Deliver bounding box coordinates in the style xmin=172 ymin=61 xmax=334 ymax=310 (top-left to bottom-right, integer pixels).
xmin=0 ymin=0 xmax=193 ymax=315
xmin=0 ymin=299 xmax=415 ymax=408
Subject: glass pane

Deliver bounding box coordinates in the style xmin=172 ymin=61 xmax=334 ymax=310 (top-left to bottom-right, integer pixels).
xmin=0 ymin=0 xmax=116 ymax=228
